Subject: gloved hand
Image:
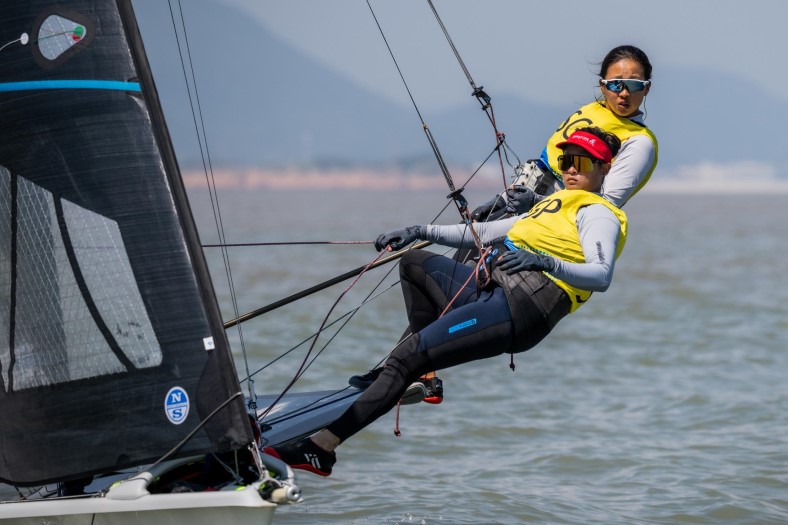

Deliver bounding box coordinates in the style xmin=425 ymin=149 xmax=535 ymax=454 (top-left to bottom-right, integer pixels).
xmin=374 ymin=225 xmax=423 ymax=252
xmin=496 ymin=249 xmax=555 ymax=275
xmin=504 ymin=185 xmax=537 ymax=215
xmin=471 ymin=194 xmax=506 ymax=221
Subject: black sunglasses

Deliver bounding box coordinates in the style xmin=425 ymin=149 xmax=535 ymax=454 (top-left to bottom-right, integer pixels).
xmin=557 ymin=154 xmax=604 ymax=173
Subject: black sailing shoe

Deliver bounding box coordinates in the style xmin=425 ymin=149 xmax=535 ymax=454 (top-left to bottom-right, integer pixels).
xmin=349 ymin=367 xmax=442 ymax=404
xmin=348 ymin=367 xmax=383 ymax=389
xmin=420 ymin=375 xmax=444 ymax=404
xmin=263 ymin=439 xmax=336 ymax=477
xmin=349 ymin=367 xmax=426 ymax=404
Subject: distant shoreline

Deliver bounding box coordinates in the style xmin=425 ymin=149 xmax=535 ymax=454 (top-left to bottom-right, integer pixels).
xmin=182 ymin=167 xmax=788 ymax=194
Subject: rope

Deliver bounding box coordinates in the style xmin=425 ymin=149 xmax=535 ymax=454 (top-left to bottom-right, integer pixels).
xmin=391 ymin=245 xmax=491 ymax=436
xmin=242 ymin=281 xmax=399 ymax=384
xmin=365 ymin=0 xmax=491 ymax=292
xmin=202 ymin=240 xmax=373 ymax=248
xmin=425 ymin=0 xmax=522 ymax=189
xmin=140 ymin=392 xmax=244 ymax=474
xmin=170 ymin=2 xmax=524 ymax=419
xmin=257 ymin=250 xmax=390 ymax=420
xmin=167 ymin=1 xmax=256 ymax=408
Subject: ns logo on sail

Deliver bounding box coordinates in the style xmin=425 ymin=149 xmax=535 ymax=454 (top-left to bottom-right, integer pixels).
xmin=164 ymin=386 xmax=190 ymax=425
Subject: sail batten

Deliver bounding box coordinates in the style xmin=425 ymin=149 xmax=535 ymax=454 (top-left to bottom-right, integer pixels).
xmin=0 ymin=0 xmax=252 ymax=486
xmin=0 ymin=79 xmax=142 ymax=92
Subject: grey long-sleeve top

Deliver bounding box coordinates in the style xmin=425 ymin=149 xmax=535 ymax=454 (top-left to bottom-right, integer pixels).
xmin=422 ymin=204 xmax=622 ymax=292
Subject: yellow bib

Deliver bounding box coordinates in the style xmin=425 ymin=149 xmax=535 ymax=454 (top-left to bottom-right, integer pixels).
xmin=545 ymin=101 xmax=658 ymax=200
xmin=506 ymin=189 xmax=628 ymax=312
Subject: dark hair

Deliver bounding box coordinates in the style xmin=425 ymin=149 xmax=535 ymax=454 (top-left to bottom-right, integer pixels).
xmin=598 ymin=45 xmax=652 ymax=80
xmin=577 ymin=126 xmax=621 ymax=158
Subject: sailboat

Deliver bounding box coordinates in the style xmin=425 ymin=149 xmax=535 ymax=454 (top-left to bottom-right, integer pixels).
xmin=0 ymin=0 xmax=380 ymax=522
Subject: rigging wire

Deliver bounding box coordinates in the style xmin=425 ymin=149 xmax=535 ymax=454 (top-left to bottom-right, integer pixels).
xmin=164 ymin=1 xmax=516 ymax=419
xmin=364 ymin=0 xmax=490 ymax=287
xmin=137 ymin=392 xmax=245 ymax=473
xmin=256 ymin=250 xmax=389 ymax=420
xmin=252 ymin=141 xmax=500 ymax=415
xmin=239 ymin=281 xmax=400 ymax=382
xmin=237 ymin=158 xmax=488 ymax=394
xmin=225 ymin=142 xmax=497 ymax=331
xmin=425 ymin=0 xmax=522 ymax=185
xmin=167 ymin=1 xmax=257 ymax=408
xmin=202 ymin=240 xmax=373 ymax=248
xmin=223 ymin=240 xmax=431 ymax=328
xmin=244 ymin=146 xmax=496 ymax=391
xmin=244 ymin=143 xmax=500 ymax=423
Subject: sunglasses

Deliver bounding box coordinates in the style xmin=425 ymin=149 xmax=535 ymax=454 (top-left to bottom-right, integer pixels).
xmin=600 ymin=78 xmax=651 ymax=93
xmin=558 ymin=154 xmax=604 ymax=173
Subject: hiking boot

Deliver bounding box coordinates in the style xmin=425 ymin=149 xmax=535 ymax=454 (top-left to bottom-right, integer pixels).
xmin=348 ymin=367 xmax=383 ymax=389
xmin=420 ymin=375 xmax=444 ymax=404
xmin=263 ymin=438 xmax=336 ymax=477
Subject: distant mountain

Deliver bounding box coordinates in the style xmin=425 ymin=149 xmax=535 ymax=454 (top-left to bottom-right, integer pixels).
xmin=137 ymin=0 xmax=426 ymax=167
xmin=135 ymin=0 xmax=788 ymax=177
xmin=647 ymin=66 xmax=788 ymax=169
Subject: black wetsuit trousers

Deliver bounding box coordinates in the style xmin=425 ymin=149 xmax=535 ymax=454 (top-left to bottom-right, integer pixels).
xmin=327 ymin=250 xmax=520 ymax=442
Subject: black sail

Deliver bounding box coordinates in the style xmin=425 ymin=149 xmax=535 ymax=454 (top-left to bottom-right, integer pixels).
xmin=0 ymin=1 xmax=253 ymax=485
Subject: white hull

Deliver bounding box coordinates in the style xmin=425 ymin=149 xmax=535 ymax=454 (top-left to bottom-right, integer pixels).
xmin=0 ymin=455 xmax=300 ymax=525
xmin=1 ymin=491 xmax=275 ymax=524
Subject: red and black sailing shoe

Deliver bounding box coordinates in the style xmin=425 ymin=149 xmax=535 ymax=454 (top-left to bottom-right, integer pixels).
xmin=263 ymin=439 xmax=336 ymax=477
xmin=419 ymin=375 xmax=444 ymax=404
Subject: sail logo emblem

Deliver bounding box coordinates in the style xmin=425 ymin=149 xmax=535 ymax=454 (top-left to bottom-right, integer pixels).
xmin=164 ymin=387 xmax=190 ymax=425
xmin=38 ymin=15 xmax=88 ymax=60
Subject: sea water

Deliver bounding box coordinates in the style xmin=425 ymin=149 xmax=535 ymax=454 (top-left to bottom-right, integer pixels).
xmin=193 ymin=187 xmax=788 ymax=525
xmin=3 ymin=187 xmax=786 ymax=524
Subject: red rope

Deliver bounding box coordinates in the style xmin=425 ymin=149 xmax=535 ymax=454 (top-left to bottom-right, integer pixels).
xmin=258 ymin=250 xmax=389 ymax=420
xmin=394 ymin=246 xmax=492 ymax=436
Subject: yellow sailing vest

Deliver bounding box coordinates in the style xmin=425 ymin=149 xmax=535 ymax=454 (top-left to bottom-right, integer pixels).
xmin=544 ymin=101 xmax=659 ymax=200
xmin=506 ymin=189 xmax=628 ymax=312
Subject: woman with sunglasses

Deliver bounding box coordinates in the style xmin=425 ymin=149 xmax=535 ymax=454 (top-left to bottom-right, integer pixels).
xmin=475 ymin=44 xmax=657 ymax=218
xmin=265 ymin=127 xmax=627 ymax=477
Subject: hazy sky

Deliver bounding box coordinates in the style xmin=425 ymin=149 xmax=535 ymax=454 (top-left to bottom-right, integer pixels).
xmin=220 ymin=0 xmax=788 ymax=110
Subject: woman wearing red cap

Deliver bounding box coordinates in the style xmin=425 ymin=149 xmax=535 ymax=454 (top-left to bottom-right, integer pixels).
xmin=265 ymin=127 xmax=626 ymax=476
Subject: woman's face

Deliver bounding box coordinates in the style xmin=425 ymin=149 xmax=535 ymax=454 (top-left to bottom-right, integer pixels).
xmin=600 ymin=58 xmax=650 ymax=118
xmin=561 ymin=145 xmax=608 ymax=192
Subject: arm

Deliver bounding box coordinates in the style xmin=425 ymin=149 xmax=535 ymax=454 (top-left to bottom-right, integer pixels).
xmin=602 ymin=134 xmax=656 ymax=208
xmin=549 ymin=204 xmax=622 ymax=291
xmin=423 ymin=217 xmax=519 ymax=248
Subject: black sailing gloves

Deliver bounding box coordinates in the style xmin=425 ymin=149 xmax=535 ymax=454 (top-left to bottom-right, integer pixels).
xmin=374 ymin=225 xmax=424 ymax=252
xmin=470 ymin=185 xmax=538 ymax=221
xmin=496 ymin=249 xmax=555 ymax=275
xmin=504 ymin=186 xmax=537 ymax=215
xmin=471 ymin=195 xmax=506 ymax=221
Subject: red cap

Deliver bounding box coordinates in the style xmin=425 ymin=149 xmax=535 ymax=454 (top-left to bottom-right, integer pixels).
xmin=556 ymin=131 xmax=613 ymax=163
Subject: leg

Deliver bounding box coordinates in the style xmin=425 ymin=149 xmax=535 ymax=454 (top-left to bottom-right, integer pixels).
xmin=400 ymin=249 xmax=483 ymax=401
xmin=328 ymin=285 xmax=512 ymax=443
xmin=349 ymin=250 xmax=479 ymax=397
xmin=399 ymin=249 xmax=480 ymax=333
